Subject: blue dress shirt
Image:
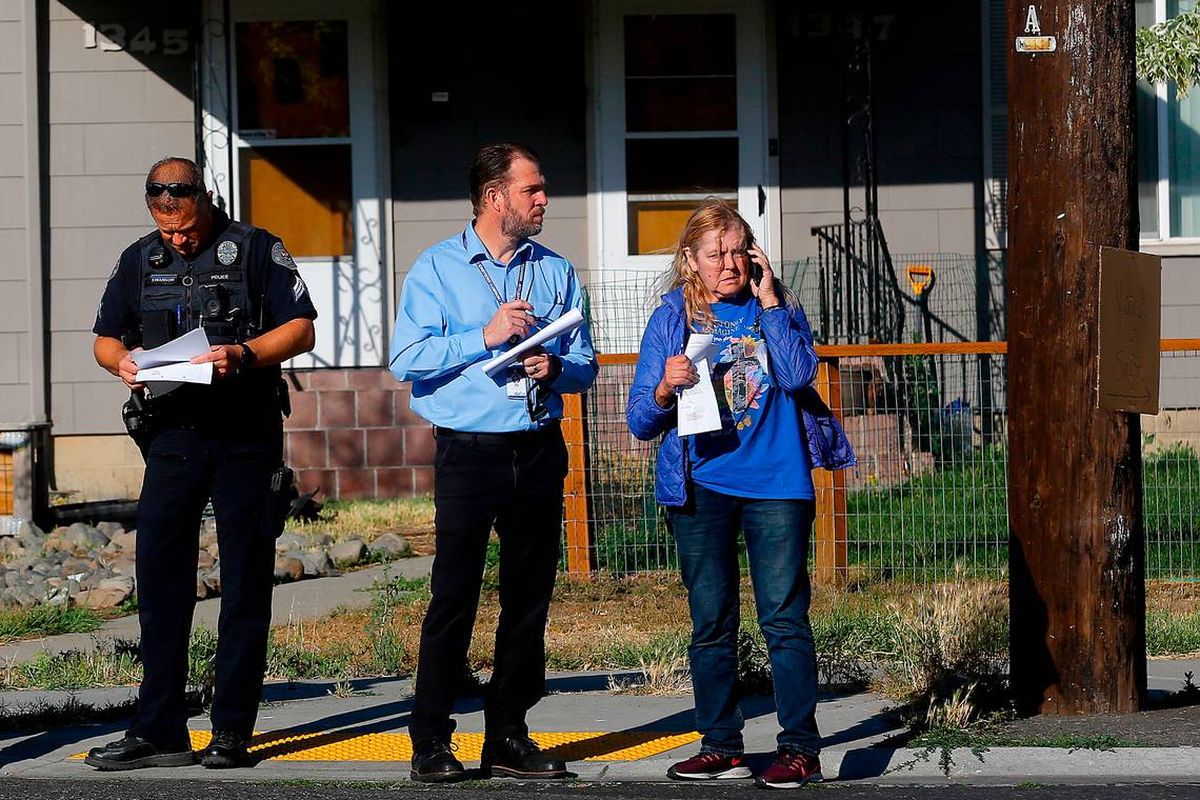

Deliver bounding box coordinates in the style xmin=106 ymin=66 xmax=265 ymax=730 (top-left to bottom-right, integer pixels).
xmin=389 ymin=223 xmax=598 ymax=432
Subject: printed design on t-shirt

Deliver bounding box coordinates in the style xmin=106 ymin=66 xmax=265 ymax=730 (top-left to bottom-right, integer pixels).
xmin=708 ymin=318 xmax=769 ymax=431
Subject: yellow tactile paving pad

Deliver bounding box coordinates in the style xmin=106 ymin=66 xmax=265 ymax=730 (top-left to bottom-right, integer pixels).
xmin=75 ymin=729 xmax=701 ymax=763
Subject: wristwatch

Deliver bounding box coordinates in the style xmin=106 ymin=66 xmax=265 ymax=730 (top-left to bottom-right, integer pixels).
xmin=238 ymin=343 xmax=257 ymax=370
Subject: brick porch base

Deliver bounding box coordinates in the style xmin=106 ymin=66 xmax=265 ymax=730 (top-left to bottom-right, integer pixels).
xmin=283 ymin=368 xmax=434 ymax=500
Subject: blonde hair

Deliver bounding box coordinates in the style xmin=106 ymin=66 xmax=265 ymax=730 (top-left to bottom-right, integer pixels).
xmin=660 ymin=199 xmax=754 ymax=331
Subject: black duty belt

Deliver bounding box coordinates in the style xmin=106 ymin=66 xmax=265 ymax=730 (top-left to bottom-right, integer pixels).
xmin=434 ymin=421 xmax=559 ymax=447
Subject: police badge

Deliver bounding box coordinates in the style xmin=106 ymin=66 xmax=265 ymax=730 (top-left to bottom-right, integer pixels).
xmin=216 ymin=240 xmax=239 ymax=266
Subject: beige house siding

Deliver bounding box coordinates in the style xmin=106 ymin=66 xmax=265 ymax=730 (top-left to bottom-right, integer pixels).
xmin=0 ymin=1 xmax=33 ymax=426
xmin=45 ymin=0 xmax=196 ymax=436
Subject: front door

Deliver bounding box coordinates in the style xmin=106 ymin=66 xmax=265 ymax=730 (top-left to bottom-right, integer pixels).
xmin=200 ymin=0 xmax=386 ymax=368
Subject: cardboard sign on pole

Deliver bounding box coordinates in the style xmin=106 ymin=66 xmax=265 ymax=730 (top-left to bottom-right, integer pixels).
xmin=1097 ymin=246 xmax=1161 ymax=414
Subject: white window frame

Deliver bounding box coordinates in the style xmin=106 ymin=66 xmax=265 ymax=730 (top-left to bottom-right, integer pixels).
xmin=1140 ymin=0 xmax=1200 ymax=254
xmin=591 ymin=0 xmax=778 ymax=277
xmin=199 ymin=0 xmax=390 ymax=368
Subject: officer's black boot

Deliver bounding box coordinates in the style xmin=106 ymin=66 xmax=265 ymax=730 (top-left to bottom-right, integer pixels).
xmin=200 ymin=730 xmax=254 ymax=768
xmin=84 ymin=733 xmax=196 ymax=771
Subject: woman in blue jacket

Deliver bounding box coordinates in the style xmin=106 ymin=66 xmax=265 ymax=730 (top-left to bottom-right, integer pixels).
xmin=627 ymin=200 xmax=852 ymax=789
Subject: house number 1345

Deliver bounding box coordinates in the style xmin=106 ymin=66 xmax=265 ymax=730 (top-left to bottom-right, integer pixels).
xmin=82 ymin=23 xmax=189 ymax=56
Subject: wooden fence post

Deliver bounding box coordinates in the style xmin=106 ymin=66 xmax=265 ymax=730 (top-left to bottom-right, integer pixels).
xmin=812 ymin=359 xmax=848 ymax=585
xmin=561 ymin=392 xmax=594 ymax=577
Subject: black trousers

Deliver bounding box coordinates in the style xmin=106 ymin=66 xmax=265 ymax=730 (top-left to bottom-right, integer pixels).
xmin=409 ymin=424 xmax=568 ymax=747
xmin=131 ymin=423 xmax=282 ymax=747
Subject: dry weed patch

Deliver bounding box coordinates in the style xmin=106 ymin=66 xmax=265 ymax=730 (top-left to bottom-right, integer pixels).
xmin=286 ymin=497 xmax=436 ymax=554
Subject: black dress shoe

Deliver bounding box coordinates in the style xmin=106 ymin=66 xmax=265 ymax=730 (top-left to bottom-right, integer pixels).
xmin=410 ymin=740 xmax=466 ymax=783
xmin=200 ymin=730 xmax=253 ymax=769
xmin=84 ymin=734 xmax=196 ymax=771
xmin=481 ymin=736 xmax=568 ymax=779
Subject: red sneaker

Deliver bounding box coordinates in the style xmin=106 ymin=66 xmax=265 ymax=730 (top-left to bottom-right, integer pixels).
xmin=755 ymin=749 xmax=824 ymax=789
xmin=666 ymin=751 xmax=752 ymax=780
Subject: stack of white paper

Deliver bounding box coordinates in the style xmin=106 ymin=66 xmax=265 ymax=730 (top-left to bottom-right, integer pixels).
xmin=480 ymin=308 xmax=586 ymax=377
xmin=678 ymin=334 xmax=722 ymax=436
xmin=131 ymin=328 xmax=214 ymax=385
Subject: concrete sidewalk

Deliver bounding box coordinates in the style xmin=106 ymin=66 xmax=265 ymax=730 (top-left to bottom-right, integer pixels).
xmin=2 ymin=668 xmax=1200 ymax=784
xmin=2 ymin=556 xmax=1200 ymax=785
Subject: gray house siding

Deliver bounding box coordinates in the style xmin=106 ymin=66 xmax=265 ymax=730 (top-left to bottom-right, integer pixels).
xmin=46 ymin=0 xmax=197 ymax=435
xmin=0 ymin=0 xmax=34 ymax=426
xmin=385 ymin=3 xmax=589 ymax=296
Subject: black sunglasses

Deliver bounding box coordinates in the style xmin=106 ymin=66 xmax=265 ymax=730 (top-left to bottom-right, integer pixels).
xmin=145 ymin=182 xmax=201 ymax=198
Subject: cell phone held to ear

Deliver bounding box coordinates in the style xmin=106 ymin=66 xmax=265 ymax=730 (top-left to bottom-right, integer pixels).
xmin=748 ymin=253 xmax=763 ymax=286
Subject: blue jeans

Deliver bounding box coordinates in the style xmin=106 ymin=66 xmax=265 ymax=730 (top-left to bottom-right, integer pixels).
xmin=668 ymin=482 xmax=820 ymax=756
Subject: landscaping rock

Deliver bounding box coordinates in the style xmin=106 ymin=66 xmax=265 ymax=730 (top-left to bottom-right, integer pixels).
xmin=96 ymin=521 xmax=125 ymax=539
xmin=329 ymin=539 xmax=367 ymax=567
xmin=16 ymin=521 xmax=46 ymax=549
xmin=109 ymin=531 xmax=137 ymax=552
xmin=310 ymin=534 xmax=335 ymax=548
xmin=299 ymin=550 xmax=337 ymax=578
xmin=368 ymin=533 xmax=411 ymax=560
xmin=108 ymin=558 xmax=137 ymax=578
xmin=61 ymin=557 xmax=95 ymax=577
xmin=204 ymin=542 xmax=219 ymax=560
xmin=46 ymin=582 xmax=72 ymax=607
xmin=42 ymin=529 xmax=70 ymax=553
xmin=196 ymin=551 xmax=215 ymax=571
xmin=27 ymin=578 xmax=48 ymax=602
xmin=81 ymin=576 xmax=135 ymax=609
xmin=3 ymin=586 xmax=37 ymax=607
xmin=203 ymin=569 xmax=222 ymax=595
xmin=80 ymin=569 xmax=115 ymax=590
xmin=199 ymin=517 xmax=218 ymax=544
xmin=199 ymin=533 xmax=218 ymax=551
xmin=65 ymin=523 xmax=110 ymax=553
xmin=273 ymin=556 xmax=304 ymax=583
xmin=196 ymin=572 xmax=210 ymax=600
xmin=6 ymin=556 xmax=34 ymax=573
xmin=0 ymin=538 xmax=27 ymax=558
xmin=275 ymin=533 xmax=306 ymax=554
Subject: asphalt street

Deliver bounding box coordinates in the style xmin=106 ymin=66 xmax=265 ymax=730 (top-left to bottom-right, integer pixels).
xmin=0 ymin=779 xmax=1198 ymax=800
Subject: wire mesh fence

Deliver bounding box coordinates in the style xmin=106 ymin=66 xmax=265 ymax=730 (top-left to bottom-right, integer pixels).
xmin=1144 ymin=348 xmax=1200 ymax=580
xmin=585 ymin=255 xmax=1007 ymax=354
xmin=561 ymin=343 xmax=1200 ymax=585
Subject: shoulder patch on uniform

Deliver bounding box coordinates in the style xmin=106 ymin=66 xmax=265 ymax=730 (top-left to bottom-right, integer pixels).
xmin=271 ymin=241 xmax=297 ymax=271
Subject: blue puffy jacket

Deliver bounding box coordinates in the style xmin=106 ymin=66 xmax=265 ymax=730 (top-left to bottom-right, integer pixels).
xmin=626 ymin=288 xmax=857 ymax=507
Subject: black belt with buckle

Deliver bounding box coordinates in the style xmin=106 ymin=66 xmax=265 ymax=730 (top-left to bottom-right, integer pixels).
xmin=434 ymin=420 xmax=559 ymax=447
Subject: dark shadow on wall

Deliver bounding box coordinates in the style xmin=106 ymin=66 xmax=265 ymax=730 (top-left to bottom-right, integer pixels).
xmin=55 ymin=0 xmax=199 ymax=101
xmin=386 ymin=2 xmax=589 ymax=205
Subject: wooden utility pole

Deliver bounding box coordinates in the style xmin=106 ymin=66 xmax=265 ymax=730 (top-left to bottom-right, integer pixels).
xmin=1007 ymin=0 xmax=1146 ymax=714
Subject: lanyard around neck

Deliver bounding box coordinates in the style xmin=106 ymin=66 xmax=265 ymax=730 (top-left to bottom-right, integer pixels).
xmin=474 ymin=259 xmax=529 ymax=307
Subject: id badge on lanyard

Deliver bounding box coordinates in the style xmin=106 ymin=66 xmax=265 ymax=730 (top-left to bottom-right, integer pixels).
xmin=476 ymin=260 xmax=531 ymax=401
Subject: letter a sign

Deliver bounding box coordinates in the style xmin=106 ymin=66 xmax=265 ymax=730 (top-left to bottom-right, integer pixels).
xmin=1025 ymin=5 xmax=1042 ymax=35
xmin=1016 ymin=5 xmax=1055 ymax=53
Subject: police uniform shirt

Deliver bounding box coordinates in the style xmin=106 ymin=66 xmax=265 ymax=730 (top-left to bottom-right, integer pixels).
xmin=93 ymin=206 xmax=318 ymax=425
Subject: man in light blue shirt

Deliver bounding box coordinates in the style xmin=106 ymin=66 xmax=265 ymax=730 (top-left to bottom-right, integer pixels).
xmin=389 ymin=143 xmax=597 ymax=783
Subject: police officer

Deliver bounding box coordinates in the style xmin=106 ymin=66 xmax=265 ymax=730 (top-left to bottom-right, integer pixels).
xmin=86 ymin=157 xmax=317 ymax=770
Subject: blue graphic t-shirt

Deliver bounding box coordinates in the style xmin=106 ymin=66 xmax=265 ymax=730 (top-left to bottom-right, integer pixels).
xmin=687 ymin=295 xmax=815 ymax=500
